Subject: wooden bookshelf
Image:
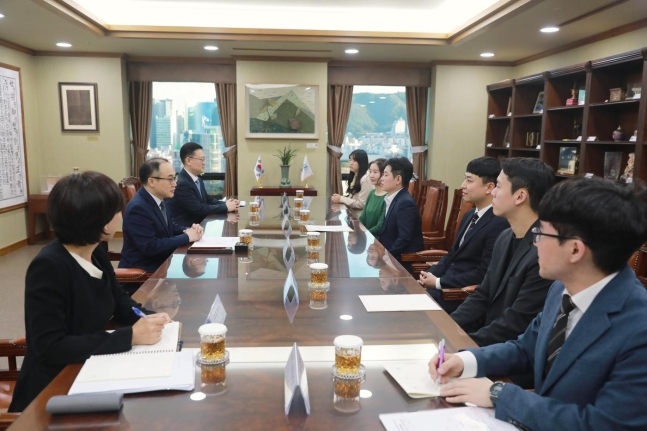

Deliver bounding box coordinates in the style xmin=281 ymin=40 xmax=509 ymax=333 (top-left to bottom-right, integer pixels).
xmin=485 ymin=47 xmax=647 ymax=184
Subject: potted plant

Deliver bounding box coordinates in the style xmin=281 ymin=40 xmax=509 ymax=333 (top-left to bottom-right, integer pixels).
xmin=274 ymin=144 xmax=298 ymax=188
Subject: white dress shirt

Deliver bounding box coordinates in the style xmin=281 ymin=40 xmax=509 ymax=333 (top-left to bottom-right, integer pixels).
xmin=384 ymin=188 xmax=404 ymax=217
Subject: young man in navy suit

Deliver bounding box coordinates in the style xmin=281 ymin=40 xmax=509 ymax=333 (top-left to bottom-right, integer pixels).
xmin=419 ymin=157 xmax=509 ymax=313
xmin=120 ymin=158 xmax=202 ymax=273
xmin=430 ymin=177 xmax=647 ymax=431
xmin=378 ymin=157 xmax=424 ymax=267
xmin=169 ymin=142 xmax=238 ymax=227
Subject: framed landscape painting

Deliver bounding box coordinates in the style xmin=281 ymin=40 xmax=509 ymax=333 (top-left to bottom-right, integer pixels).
xmin=59 ymin=82 xmax=99 ymax=132
xmin=245 ymin=84 xmax=318 ymax=139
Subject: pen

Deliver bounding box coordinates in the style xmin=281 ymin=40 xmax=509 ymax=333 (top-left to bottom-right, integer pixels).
xmin=132 ymin=307 xmax=148 ymax=319
xmin=436 ymin=338 xmax=445 ymax=385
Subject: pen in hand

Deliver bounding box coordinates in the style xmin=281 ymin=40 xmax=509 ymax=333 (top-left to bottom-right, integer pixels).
xmin=436 ymin=338 xmax=445 ymax=385
xmin=132 ymin=307 xmax=148 ymax=319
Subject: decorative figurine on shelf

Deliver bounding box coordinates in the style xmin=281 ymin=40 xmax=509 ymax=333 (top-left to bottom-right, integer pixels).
xmin=630 ymin=130 xmax=638 ymax=142
xmin=612 ymin=125 xmax=625 ymax=142
xmin=609 ymin=88 xmax=625 ymax=102
xmin=620 ymin=153 xmax=635 ymax=183
xmin=566 ymin=89 xmax=577 ymax=106
xmin=573 ymin=121 xmax=582 ymax=140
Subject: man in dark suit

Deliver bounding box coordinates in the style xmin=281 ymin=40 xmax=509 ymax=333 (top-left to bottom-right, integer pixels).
xmin=378 ymin=157 xmax=424 ymax=266
xmin=450 ymin=158 xmax=554 ymax=347
xmin=431 ymin=177 xmax=647 ymax=431
xmin=169 ymin=142 xmax=238 ymax=227
xmin=419 ymin=157 xmax=509 ymax=313
xmin=120 ymin=158 xmax=202 ymax=273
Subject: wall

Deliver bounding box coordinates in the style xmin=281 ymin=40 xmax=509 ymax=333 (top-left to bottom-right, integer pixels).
xmin=236 ymin=61 xmax=328 ymax=199
xmin=0 ymin=47 xmax=40 ymax=250
xmin=427 ymin=65 xmax=513 ymax=194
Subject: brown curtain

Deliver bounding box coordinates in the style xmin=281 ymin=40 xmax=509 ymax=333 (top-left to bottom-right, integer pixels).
xmin=215 ymin=83 xmax=238 ymax=197
xmin=128 ymin=81 xmax=153 ymax=175
xmin=327 ymin=85 xmax=353 ymax=195
xmin=405 ymin=87 xmax=429 ymax=179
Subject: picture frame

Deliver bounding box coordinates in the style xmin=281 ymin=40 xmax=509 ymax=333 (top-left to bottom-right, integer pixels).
xmin=609 ymin=87 xmax=625 ymax=102
xmin=626 ymin=83 xmax=642 ymax=100
xmin=577 ymin=88 xmax=586 ymax=105
xmin=532 ymin=91 xmax=544 ymax=113
xmin=245 ymin=84 xmax=319 ymax=139
xmin=502 ymin=125 xmax=510 ymax=147
xmin=506 ymin=97 xmax=512 ymax=116
xmin=526 ymin=131 xmax=540 ymax=147
xmin=557 ymin=146 xmax=579 ymax=176
xmin=58 ymin=82 xmax=99 ymax=132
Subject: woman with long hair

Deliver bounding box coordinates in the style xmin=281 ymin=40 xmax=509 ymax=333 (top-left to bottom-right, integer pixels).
xmin=359 ymin=158 xmax=387 ymax=235
xmin=331 ymin=149 xmax=373 ymax=210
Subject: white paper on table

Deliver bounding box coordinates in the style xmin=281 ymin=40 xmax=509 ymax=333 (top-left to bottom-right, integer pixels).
xmin=384 ymin=362 xmax=443 ymax=398
xmin=379 ymin=406 xmax=518 ymax=431
xmin=359 ymin=294 xmax=441 ymax=312
xmin=191 ymin=236 xmax=239 ymax=249
xmin=305 ymin=224 xmax=353 ymax=232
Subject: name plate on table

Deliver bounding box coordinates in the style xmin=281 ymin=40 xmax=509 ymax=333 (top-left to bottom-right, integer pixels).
xmin=284 ymin=343 xmax=310 ymax=415
xmin=206 ymin=294 xmax=227 ymax=324
xmin=283 ymin=269 xmax=299 ymax=323
xmin=188 ymin=237 xmax=238 ymax=254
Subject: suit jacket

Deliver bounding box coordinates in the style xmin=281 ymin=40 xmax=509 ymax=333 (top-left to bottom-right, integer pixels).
xmin=429 ymin=207 xmax=509 ymax=289
xmin=169 ymin=169 xmax=227 ymax=226
xmin=378 ymin=189 xmax=424 ymax=260
xmin=450 ymin=220 xmax=553 ymax=346
xmin=471 ymin=265 xmax=647 ymax=431
xmin=119 ymin=187 xmax=189 ymax=272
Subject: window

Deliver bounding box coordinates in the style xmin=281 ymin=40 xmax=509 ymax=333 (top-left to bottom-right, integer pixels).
xmin=341 ymin=86 xmax=411 ymax=174
xmin=148 ymin=82 xmax=225 ymax=196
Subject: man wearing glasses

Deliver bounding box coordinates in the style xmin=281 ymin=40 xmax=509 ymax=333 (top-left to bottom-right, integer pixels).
xmin=169 ymin=142 xmax=238 ymax=227
xmin=430 ymin=177 xmax=647 ymax=431
xmin=120 ymin=157 xmax=203 ymax=273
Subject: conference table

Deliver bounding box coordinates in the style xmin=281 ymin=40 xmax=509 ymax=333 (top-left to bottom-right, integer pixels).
xmin=9 ymin=195 xmax=478 ymax=431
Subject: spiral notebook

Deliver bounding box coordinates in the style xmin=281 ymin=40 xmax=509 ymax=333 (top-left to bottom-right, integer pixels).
xmin=75 ymin=322 xmax=181 ymax=383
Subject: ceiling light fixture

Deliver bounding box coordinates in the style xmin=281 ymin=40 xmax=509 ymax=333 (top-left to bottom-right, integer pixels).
xmin=0 ymin=13 xmax=5 ymax=18
xmin=345 ymin=49 xmax=359 ymax=54
xmin=540 ymin=27 xmax=560 ymax=33
xmin=480 ymin=52 xmax=494 ymax=58
xmin=56 ymin=42 xmax=72 ymax=48
xmin=204 ymin=45 xmax=218 ymax=51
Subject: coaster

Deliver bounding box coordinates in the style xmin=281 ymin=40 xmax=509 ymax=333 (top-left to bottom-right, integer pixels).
xmin=196 ymin=350 xmax=230 ymax=365
xmin=308 ymin=281 xmax=330 ymax=289
xmin=306 ymin=245 xmax=322 ymax=251
xmin=332 ymin=364 xmax=366 ymax=380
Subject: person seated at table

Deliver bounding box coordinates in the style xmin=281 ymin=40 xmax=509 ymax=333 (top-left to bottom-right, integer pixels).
xmin=120 ymin=158 xmax=203 ymax=273
xmin=378 ymin=157 xmax=424 ymax=266
xmin=332 ymin=149 xmax=373 ymax=210
xmin=430 ymin=177 xmax=647 ymax=431
xmin=169 ymin=142 xmax=238 ymax=227
xmin=9 ymin=172 xmax=171 ymax=413
xmin=418 ymin=157 xmax=509 ymax=313
xmin=449 ymin=158 xmax=554 ymax=347
xmin=142 ymin=279 xmax=181 ymax=319
xmin=359 ymin=158 xmax=387 ymax=235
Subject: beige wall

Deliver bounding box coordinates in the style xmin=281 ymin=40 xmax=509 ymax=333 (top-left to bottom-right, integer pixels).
xmin=236 ymin=61 xmax=328 ymax=201
xmin=427 ymin=65 xmax=513 ymax=194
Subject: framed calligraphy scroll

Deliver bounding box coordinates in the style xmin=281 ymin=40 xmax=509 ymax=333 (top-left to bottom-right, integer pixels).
xmin=0 ymin=62 xmax=28 ymax=213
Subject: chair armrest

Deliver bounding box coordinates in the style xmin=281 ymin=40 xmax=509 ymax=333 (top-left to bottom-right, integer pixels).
xmin=441 ymin=285 xmax=477 ymax=302
xmin=416 ymin=250 xmax=448 ymax=258
xmin=114 ymin=268 xmax=151 ymax=283
xmin=0 ymin=413 xmax=20 ymax=430
xmin=0 ymin=338 xmax=26 ymax=355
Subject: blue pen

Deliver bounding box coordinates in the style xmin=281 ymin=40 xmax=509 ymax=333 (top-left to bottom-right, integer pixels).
xmin=436 ymin=338 xmax=445 ymax=385
xmin=132 ymin=307 xmax=148 ymax=319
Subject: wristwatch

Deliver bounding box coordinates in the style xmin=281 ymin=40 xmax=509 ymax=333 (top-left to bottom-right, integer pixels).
xmin=489 ymin=382 xmax=506 ymax=407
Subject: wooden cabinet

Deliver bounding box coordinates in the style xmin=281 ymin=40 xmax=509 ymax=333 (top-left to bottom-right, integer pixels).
xmin=485 ymin=47 xmax=647 ymax=184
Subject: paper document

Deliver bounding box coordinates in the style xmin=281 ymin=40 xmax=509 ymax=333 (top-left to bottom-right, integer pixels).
xmin=69 ymin=350 xmax=195 ymax=395
xmin=384 ymin=363 xmax=444 ymax=398
xmin=380 ymin=407 xmax=518 ymax=431
xmin=359 ymin=294 xmax=441 ymax=312
xmin=305 ymin=224 xmax=353 ymax=232
xmin=191 ymin=236 xmax=239 ymax=249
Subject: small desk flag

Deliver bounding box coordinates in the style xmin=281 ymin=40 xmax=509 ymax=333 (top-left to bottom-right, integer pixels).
xmin=300 ymin=156 xmax=314 ymax=182
xmin=254 ymin=156 xmax=265 ymax=182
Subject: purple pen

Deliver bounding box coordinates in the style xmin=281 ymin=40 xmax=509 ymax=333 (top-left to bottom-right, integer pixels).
xmin=436 ymin=338 xmax=446 ymax=384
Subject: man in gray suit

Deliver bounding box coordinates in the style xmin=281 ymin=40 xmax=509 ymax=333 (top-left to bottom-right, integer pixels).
xmin=450 ymin=158 xmax=554 ymax=347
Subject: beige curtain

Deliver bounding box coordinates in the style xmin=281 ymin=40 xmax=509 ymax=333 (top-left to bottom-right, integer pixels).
xmin=216 ymin=83 xmax=238 ymax=197
xmin=327 ymin=85 xmax=353 ymax=195
xmin=405 ymin=87 xmax=429 ymax=179
xmin=128 ymin=81 xmax=153 ymax=175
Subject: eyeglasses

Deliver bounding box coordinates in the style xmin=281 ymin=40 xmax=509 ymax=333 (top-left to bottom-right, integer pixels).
xmin=531 ymin=227 xmax=579 ymax=244
xmin=151 ymin=176 xmax=178 ymax=184
xmin=189 ymin=156 xmax=207 ymax=163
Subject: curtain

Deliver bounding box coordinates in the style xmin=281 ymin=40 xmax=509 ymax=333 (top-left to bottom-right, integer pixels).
xmin=128 ymin=81 xmax=153 ymax=175
xmin=216 ymin=83 xmax=238 ymax=197
xmin=405 ymin=86 xmax=429 ymax=179
xmin=327 ymin=85 xmax=354 ymax=195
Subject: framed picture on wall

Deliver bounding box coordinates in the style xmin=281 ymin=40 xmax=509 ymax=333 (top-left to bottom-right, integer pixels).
xmin=59 ymin=82 xmax=99 ymax=132
xmin=245 ymin=84 xmax=318 ymax=139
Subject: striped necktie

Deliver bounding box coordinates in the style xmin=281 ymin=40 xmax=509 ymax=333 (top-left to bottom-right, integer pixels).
xmin=459 ymin=213 xmax=480 ymax=246
xmin=195 ymin=179 xmax=202 ymax=197
xmin=545 ymin=294 xmax=576 ymax=375
xmin=159 ymin=201 xmax=168 ymax=227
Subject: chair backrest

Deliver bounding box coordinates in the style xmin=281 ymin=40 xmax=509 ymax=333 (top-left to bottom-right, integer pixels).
xmin=119 ymin=177 xmax=141 ymax=210
xmin=443 ymin=189 xmax=475 ymax=249
xmin=629 ymin=243 xmax=647 ymax=289
xmin=420 ymin=183 xmax=448 ymax=237
xmin=0 ymin=337 xmax=26 ymax=416
xmin=408 ymin=179 xmax=417 ymax=198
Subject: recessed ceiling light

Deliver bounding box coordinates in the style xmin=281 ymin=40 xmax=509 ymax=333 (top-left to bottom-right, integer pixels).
xmin=540 ymin=27 xmax=560 ymax=33
xmin=56 ymin=42 xmax=72 ymax=48
xmin=480 ymin=52 xmax=494 ymax=58
xmin=0 ymin=13 xmax=5 ymax=18
xmin=379 ymin=96 xmax=386 ymax=99
xmin=204 ymin=45 xmax=218 ymax=51
xmin=345 ymin=49 xmax=359 ymax=54
xmin=340 ymin=315 xmax=353 ymax=320
xmin=369 ymin=101 xmax=375 ymax=104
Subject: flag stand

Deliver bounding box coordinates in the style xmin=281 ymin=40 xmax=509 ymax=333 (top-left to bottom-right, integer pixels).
xmin=257 ymin=179 xmax=263 ymax=188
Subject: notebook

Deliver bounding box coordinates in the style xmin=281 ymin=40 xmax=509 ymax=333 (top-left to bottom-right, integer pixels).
xmin=74 ymin=321 xmax=181 ymax=383
xmin=384 ymin=363 xmax=444 ymax=398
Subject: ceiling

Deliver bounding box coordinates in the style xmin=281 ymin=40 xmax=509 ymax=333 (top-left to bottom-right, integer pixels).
xmin=0 ymin=0 xmax=645 ymax=63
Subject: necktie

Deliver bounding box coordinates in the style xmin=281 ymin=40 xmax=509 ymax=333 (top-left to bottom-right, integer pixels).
xmin=459 ymin=213 xmax=480 ymax=246
xmin=159 ymin=201 xmax=168 ymax=227
xmin=545 ymin=294 xmax=576 ymax=375
xmin=195 ymin=179 xmax=202 ymax=197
